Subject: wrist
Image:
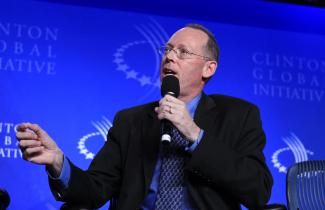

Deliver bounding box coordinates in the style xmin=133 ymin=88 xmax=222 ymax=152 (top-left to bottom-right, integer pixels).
xmin=47 ymin=149 xmax=64 ymax=178
xmin=187 ymin=123 xmax=201 ymax=143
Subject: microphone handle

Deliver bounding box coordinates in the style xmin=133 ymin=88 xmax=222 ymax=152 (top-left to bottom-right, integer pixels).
xmin=161 ymin=119 xmax=172 ymax=145
xmin=160 ymin=92 xmax=177 ymax=145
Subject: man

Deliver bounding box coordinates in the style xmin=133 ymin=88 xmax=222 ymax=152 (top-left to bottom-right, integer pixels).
xmin=16 ymin=24 xmax=273 ymax=210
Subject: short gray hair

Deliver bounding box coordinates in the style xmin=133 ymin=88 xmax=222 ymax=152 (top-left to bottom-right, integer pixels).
xmin=186 ymin=23 xmax=219 ymax=62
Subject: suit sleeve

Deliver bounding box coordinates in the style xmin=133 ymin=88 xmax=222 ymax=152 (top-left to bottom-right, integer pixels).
xmin=185 ymin=104 xmax=273 ymax=209
xmin=49 ymin=111 xmax=124 ymax=208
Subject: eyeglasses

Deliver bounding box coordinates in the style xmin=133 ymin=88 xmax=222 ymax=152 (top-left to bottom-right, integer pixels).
xmin=158 ymin=46 xmax=214 ymax=61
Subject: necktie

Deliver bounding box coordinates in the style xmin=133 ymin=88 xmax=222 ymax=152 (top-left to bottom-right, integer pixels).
xmin=154 ymin=128 xmax=188 ymax=210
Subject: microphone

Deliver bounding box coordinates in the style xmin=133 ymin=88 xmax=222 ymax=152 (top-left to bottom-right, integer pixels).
xmin=160 ymin=74 xmax=180 ymax=145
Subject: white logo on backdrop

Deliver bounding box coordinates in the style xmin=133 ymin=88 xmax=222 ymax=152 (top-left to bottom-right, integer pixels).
xmin=0 ymin=122 xmax=22 ymax=159
xmin=112 ymin=18 xmax=169 ymax=99
xmin=0 ymin=22 xmax=58 ymax=75
xmin=77 ymin=116 xmax=112 ymax=160
xmin=252 ymin=52 xmax=325 ymax=102
xmin=272 ymin=132 xmax=314 ymax=173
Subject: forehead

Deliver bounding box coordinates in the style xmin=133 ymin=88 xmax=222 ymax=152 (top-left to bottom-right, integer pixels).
xmin=167 ymin=27 xmax=208 ymax=50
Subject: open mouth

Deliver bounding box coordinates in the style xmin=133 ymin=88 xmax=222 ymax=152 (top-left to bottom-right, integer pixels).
xmin=163 ymin=68 xmax=176 ymax=75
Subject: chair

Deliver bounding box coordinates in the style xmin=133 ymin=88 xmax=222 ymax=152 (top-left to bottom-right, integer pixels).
xmin=0 ymin=188 xmax=10 ymax=210
xmin=286 ymin=160 xmax=325 ymax=210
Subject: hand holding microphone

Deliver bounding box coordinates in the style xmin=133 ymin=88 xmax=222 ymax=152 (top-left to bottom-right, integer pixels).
xmin=155 ymin=74 xmax=201 ymax=144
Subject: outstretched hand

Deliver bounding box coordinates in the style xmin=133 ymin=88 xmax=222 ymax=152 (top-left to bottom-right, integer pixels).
xmin=16 ymin=123 xmax=64 ymax=177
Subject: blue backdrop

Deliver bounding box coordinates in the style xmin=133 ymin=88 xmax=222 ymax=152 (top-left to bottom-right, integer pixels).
xmin=1 ymin=0 xmax=324 ymax=209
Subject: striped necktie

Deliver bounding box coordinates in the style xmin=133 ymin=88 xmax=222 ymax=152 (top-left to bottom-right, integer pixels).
xmin=154 ymin=128 xmax=188 ymax=210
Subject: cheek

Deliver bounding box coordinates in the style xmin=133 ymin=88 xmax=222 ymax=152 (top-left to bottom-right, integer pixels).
xmin=179 ymin=70 xmax=201 ymax=88
xmin=178 ymin=62 xmax=204 ymax=86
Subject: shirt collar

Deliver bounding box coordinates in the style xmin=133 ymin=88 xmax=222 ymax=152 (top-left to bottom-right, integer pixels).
xmin=186 ymin=93 xmax=202 ymax=118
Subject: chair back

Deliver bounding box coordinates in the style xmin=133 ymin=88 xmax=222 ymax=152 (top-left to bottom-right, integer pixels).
xmin=286 ymin=160 xmax=325 ymax=210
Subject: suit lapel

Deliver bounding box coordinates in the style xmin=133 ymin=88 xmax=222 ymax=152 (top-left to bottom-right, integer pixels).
xmin=194 ymin=93 xmax=220 ymax=131
xmin=141 ymin=102 xmax=161 ymax=193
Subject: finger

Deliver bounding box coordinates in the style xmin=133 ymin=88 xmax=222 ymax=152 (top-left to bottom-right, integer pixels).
xmin=159 ymin=101 xmax=184 ymax=117
xmin=17 ymin=123 xmax=43 ymax=138
xmin=155 ymin=107 xmax=162 ymax=115
xmin=24 ymin=146 xmax=44 ymax=156
xmin=16 ymin=122 xmax=33 ymax=132
xmin=160 ymin=95 xmax=171 ymax=105
xmin=156 ymin=102 xmax=169 ymax=114
xmin=159 ymin=95 xmax=176 ymax=105
xmin=163 ymin=104 xmax=174 ymax=115
xmin=159 ymin=99 xmax=175 ymax=111
xmin=160 ymin=100 xmax=173 ymax=108
xmin=164 ymin=95 xmax=183 ymax=105
xmin=161 ymin=102 xmax=182 ymax=116
xmin=18 ymin=123 xmax=44 ymax=136
xmin=159 ymin=97 xmax=167 ymax=106
xmin=26 ymin=123 xmax=46 ymax=137
xmin=19 ymin=139 xmax=42 ymax=149
xmin=157 ymin=107 xmax=175 ymax=119
xmin=160 ymin=97 xmax=184 ymax=111
xmin=23 ymin=148 xmax=46 ymax=164
xmin=157 ymin=112 xmax=168 ymax=120
xmin=155 ymin=106 xmax=165 ymax=114
xmin=168 ymin=101 xmax=183 ymax=111
xmin=16 ymin=131 xmax=38 ymax=141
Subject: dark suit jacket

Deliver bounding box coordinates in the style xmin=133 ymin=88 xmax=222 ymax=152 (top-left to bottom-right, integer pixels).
xmin=50 ymin=94 xmax=273 ymax=210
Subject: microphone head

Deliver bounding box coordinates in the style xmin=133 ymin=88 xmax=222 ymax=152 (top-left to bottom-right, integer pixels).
xmin=161 ymin=74 xmax=180 ymax=98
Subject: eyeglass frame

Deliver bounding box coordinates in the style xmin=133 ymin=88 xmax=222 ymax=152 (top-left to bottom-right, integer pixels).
xmin=158 ymin=45 xmax=215 ymax=61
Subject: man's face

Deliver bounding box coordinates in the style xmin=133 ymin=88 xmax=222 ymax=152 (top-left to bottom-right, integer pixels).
xmin=160 ymin=27 xmax=210 ymax=100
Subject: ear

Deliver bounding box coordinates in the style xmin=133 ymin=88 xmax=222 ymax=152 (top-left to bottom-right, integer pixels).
xmin=202 ymin=61 xmax=217 ymax=79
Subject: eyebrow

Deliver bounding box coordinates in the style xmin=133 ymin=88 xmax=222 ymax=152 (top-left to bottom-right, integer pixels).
xmin=165 ymin=43 xmax=190 ymax=50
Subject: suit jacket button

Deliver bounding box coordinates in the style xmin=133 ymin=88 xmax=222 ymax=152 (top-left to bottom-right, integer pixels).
xmin=57 ymin=192 xmax=62 ymax=199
